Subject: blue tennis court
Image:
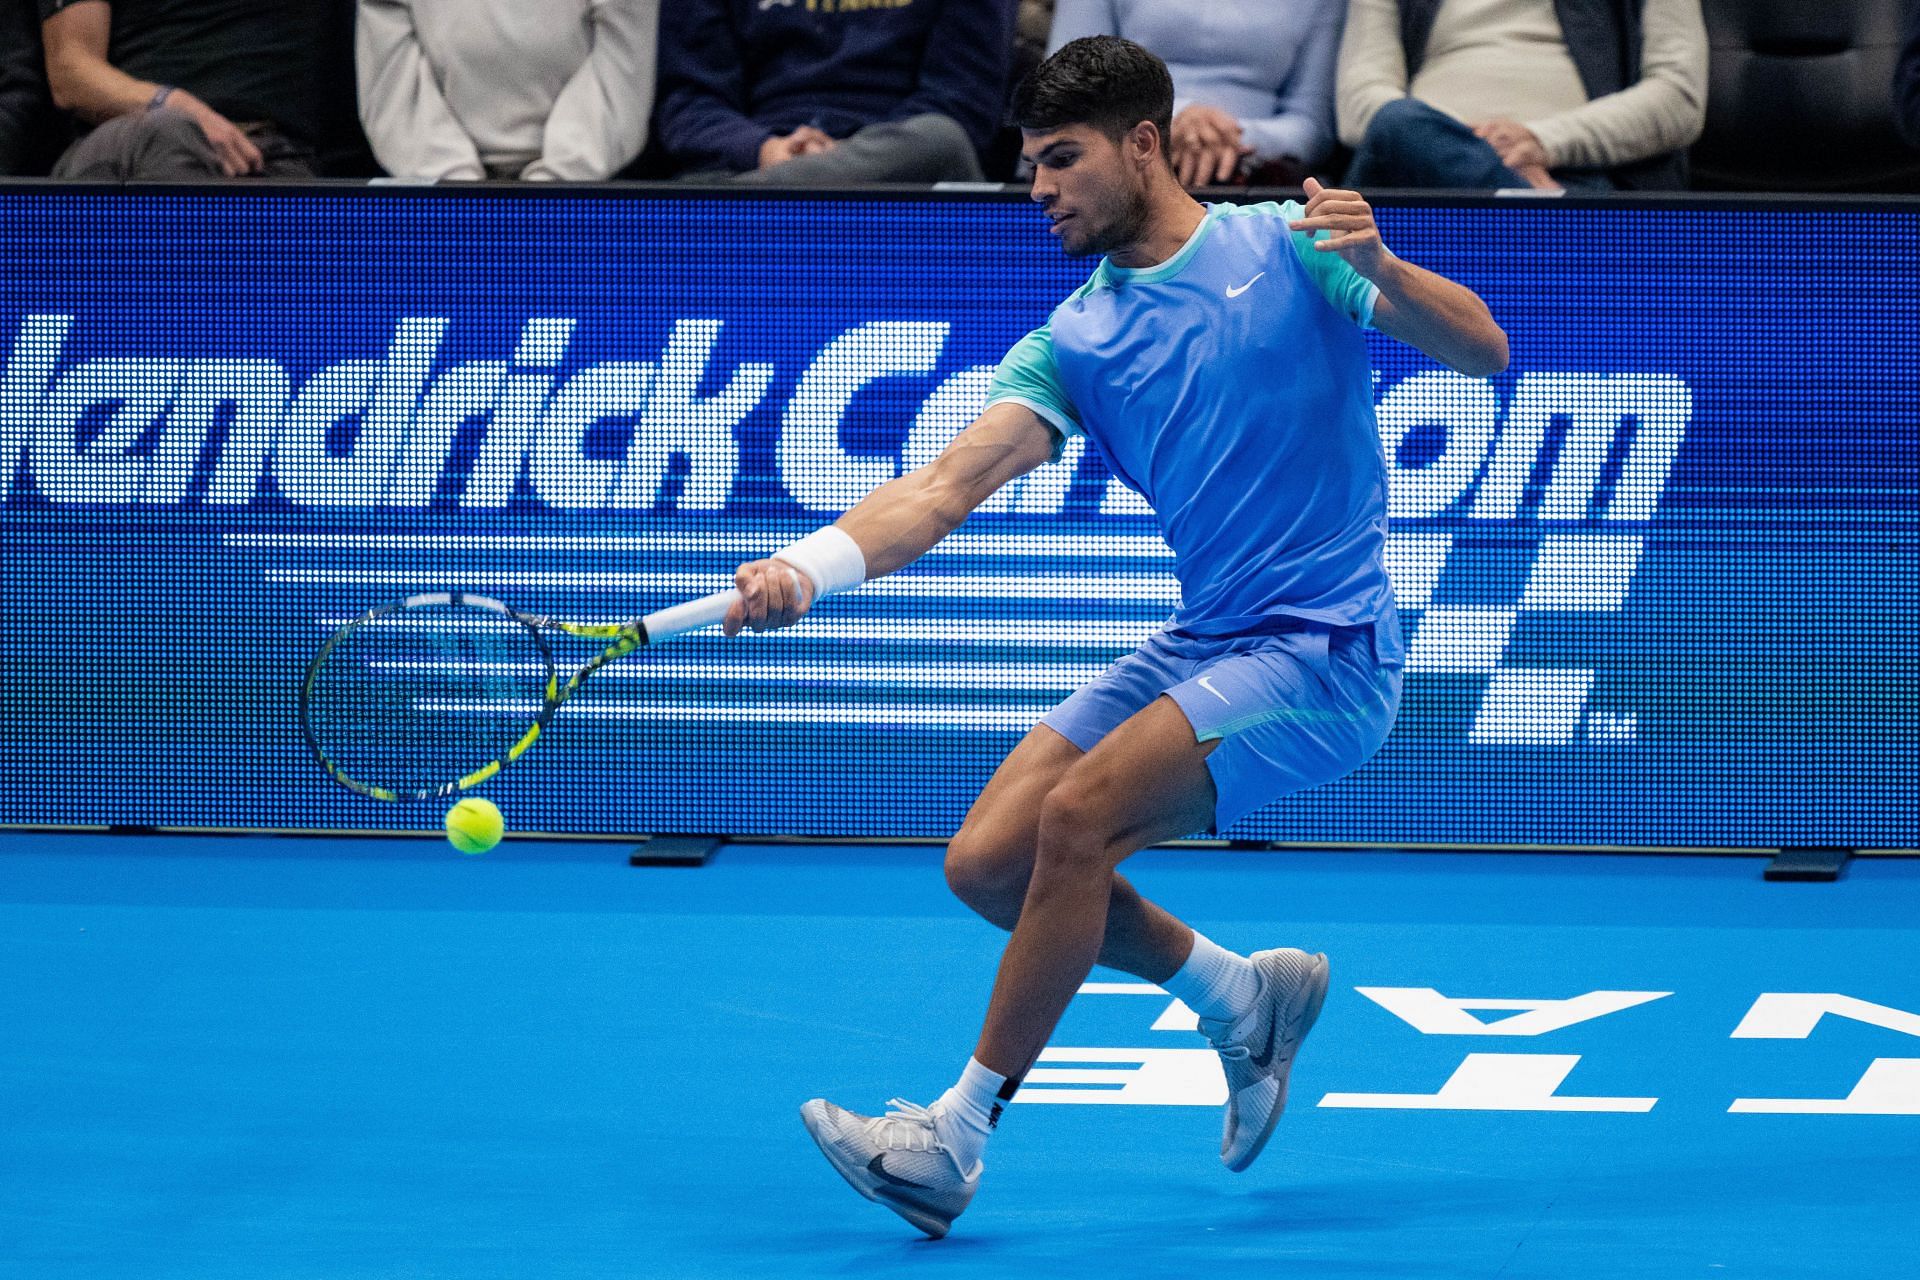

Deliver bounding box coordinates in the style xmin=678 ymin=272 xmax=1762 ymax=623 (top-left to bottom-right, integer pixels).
xmin=5 ymin=833 xmax=1916 ymax=1278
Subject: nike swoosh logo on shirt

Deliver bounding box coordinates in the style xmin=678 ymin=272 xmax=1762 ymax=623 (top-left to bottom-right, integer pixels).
xmin=1225 ymin=272 xmax=1265 ymax=298
xmin=868 ymin=1154 xmax=933 ymax=1191
xmin=1198 ymin=676 xmax=1231 ymax=704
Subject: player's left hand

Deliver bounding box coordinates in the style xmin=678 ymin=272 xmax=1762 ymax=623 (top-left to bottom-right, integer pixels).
xmin=1288 ymin=176 xmax=1392 ymax=281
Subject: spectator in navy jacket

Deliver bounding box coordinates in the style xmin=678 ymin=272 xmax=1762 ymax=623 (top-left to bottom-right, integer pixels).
xmin=657 ymin=0 xmax=1017 ymax=184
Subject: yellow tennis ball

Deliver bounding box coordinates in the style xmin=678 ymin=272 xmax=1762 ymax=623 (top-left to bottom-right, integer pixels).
xmin=444 ymin=797 xmax=504 ymax=855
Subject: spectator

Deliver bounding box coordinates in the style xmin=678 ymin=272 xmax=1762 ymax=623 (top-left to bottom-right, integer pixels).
xmin=2 ymin=0 xmax=57 ymax=174
xmin=656 ymin=0 xmax=1016 ymax=184
xmin=1898 ymin=0 xmax=1920 ymax=151
xmin=1048 ymin=0 xmax=1342 ymax=189
xmin=39 ymin=0 xmax=337 ymax=180
xmin=1013 ymin=0 xmax=1055 ymax=90
xmin=358 ymin=0 xmax=658 ymax=182
xmin=1337 ymin=0 xmax=1707 ymax=190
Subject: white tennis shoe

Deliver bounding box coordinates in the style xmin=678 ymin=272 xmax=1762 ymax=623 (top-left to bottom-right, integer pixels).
xmin=799 ymin=1097 xmax=980 ymax=1238
xmin=1196 ymin=947 xmax=1330 ymax=1172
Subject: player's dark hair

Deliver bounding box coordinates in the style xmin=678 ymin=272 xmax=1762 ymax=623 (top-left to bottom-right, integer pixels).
xmin=1011 ymin=36 xmax=1174 ymax=155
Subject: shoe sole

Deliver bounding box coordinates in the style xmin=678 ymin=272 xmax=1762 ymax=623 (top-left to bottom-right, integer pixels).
xmin=1225 ymin=950 xmax=1330 ymax=1173
xmin=798 ymin=1100 xmax=955 ymax=1239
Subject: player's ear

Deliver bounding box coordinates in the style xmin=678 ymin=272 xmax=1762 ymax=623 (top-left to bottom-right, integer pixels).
xmin=1129 ymin=120 xmax=1162 ymax=171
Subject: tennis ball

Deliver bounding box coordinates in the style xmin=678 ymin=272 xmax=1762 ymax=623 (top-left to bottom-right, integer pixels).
xmin=445 ymin=797 xmax=504 ymax=855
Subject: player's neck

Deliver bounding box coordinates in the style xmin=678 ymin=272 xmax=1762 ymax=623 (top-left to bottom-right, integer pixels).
xmin=1105 ymin=189 xmax=1207 ymax=271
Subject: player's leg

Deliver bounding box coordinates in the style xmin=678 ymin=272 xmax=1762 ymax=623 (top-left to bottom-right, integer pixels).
xmin=799 ymin=693 xmax=1217 ymax=1238
xmin=943 ymin=720 xmax=1194 ymax=981
xmin=967 ymin=693 xmax=1220 ymax=1086
xmin=802 ymin=623 xmax=1399 ymax=1234
xmin=949 ymin=623 xmax=1397 ymax=1179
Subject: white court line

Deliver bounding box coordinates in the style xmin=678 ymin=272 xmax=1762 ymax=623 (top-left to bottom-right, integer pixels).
xmin=318 ymin=614 xmax=1156 ymax=647
xmin=227 ymin=530 xmax=1177 ymax=560
xmin=271 ymin=567 xmax=1182 ymax=603
xmin=372 ymin=659 xmax=1104 ymax=691
xmin=417 ymin=699 xmax=1050 ymax=730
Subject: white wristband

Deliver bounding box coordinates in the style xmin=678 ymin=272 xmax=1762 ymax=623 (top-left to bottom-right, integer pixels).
xmin=772 ymin=525 xmax=867 ymax=600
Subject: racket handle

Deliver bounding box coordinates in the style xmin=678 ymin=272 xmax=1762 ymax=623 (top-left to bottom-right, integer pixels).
xmin=640 ymin=588 xmax=739 ymax=642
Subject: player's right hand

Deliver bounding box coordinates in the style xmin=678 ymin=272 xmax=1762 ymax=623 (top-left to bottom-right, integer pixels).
xmin=724 ymin=559 xmax=816 ymax=636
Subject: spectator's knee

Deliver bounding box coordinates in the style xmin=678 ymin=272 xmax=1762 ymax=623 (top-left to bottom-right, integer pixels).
xmin=1360 ymin=98 xmax=1430 ymax=156
xmin=143 ymin=106 xmax=206 ymax=144
xmin=899 ymin=113 xmax=982 ymax=181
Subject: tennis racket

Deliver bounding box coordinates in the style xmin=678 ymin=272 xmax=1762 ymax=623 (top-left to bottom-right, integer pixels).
xmin=300 ymin=587 xmax=739 ymax=802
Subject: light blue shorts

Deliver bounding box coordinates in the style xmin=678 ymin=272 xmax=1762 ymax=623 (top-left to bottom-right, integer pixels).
xmin=1039 ymin=611 xmax=1404 ymax=832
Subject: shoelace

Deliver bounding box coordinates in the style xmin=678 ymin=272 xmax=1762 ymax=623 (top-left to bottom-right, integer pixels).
xmin=1198 ymin=1014 xmax=1255 ymax=1061
xmin=871 ymin=1098 xmax=945 ymax=1154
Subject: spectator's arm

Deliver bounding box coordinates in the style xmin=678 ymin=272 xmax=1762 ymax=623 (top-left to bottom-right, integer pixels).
xmin=355 ymin=0 xmax=484 ymax=180
xmin=1896 ymin=0 xmax=1920 ymax=150
xmin=1045 ymin=0 xmax=1118 ymax=55
xmin=523 ymin=0 xmax=659 ymax=180
xmin=1524 ymin=0 xmax=1707 ymax=169
xmin=884 ymin=0 xmax=1017 ymax=151
xmin=41 ymin=0 xmax=159 ymax=123
xmin=1237 ymin=0 xmax=1342 ymax=166
xmin=655 ymin=0 xmax=768 ymax=174
xmin=1334 ymin=0 xmax=1408 ymax=147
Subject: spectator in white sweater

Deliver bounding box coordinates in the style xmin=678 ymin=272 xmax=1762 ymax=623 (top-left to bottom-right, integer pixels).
xmin=1337 ymin=0 xmax=1706 ymax=190
xmin=1049 ymin=0 xmax=1343 ymax=188
xmin=357 ymin=0 xmax=658 ymax=181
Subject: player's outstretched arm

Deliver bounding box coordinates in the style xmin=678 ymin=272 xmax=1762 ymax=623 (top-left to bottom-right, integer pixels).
xmin=723 ymin=402 xmax=1059 ymax=635
xmin=1289 ymin=177 xmax=1509 ymax=378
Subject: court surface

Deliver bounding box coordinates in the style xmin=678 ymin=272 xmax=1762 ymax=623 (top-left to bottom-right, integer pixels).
xmin=3 ymin=833 xmax=1917 ymax=1278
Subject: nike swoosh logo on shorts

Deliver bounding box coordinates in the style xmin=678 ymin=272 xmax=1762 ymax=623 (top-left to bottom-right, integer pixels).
xmin=868 ymin=1154 xmax=933 ymax=1190
xmin=1198 ymin=676 xmax=1231 ymax=704
xmin=1226 ymin=272 xmax=1265 ymax=298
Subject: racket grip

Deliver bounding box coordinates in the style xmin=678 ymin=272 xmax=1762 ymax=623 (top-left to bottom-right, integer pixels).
xmin=641 ymin=589 xmax=740 ymax=642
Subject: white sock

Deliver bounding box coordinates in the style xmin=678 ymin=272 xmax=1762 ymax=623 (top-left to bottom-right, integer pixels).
xmin=1161 ymin=931 xmax=1261 ymax=1022
xmin=932 ymin=1057 xmax=1009 ymax=1174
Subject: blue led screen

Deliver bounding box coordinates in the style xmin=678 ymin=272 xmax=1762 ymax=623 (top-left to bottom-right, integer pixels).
xmin=0 ymin=190 xmax=1914 ymax=846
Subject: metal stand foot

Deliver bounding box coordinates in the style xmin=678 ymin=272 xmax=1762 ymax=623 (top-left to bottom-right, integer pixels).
xmin=628 ymin=835 xmax=725 ymax=867
xmin=1764 ymin=845 xmax=1854 ymax=882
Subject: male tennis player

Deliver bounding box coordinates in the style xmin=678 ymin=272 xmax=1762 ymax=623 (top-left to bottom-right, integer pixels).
xmin=722 ymin=36 xmax=1507 ymax=1237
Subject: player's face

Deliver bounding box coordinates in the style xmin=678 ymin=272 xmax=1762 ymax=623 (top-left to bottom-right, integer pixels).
xmin=1022 ymin=125 xmax=1152 ymax=259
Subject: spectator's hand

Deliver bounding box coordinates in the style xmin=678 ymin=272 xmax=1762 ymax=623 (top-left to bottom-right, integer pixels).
xmin=1169 ymin=104 xmax=1252 ymax=189
xmin=758 ymin=126 xmax=835 ymax=170
xmin=1473 ymin=118 xmax=1550 ymax=175
xmin=170 ymin=90 xmax=264 ymax=176
xmin=722 ymin=559 xmax=815 ymax=636
xmin=1288 ymin=176 xmax=1391 ymax=280
xmin=1511 ymin=163 xmax=1562 ymax=191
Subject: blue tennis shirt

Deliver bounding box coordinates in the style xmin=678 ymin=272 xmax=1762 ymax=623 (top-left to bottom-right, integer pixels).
xmin=987 ymin=200 xmax=1400 ymax=653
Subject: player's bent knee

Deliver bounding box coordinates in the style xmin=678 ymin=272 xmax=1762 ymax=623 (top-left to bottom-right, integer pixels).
xmin=1033 ymin=781 xmax=1116 ymax=879
xmin=943 ymin=825 xmax=1033 ymax=914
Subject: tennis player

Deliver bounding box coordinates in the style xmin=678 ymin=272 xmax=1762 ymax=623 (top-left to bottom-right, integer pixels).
xmin=723 ymin=35 xmax=1508 ymax=1237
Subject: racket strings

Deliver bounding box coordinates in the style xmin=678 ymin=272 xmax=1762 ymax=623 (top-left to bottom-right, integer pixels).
xmin=304 ymin=604 xmax=554 ymax=797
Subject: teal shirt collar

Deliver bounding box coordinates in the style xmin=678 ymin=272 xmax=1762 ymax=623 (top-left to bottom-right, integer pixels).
xmin=1096 ymin=204 xmax=1220 ymax=288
